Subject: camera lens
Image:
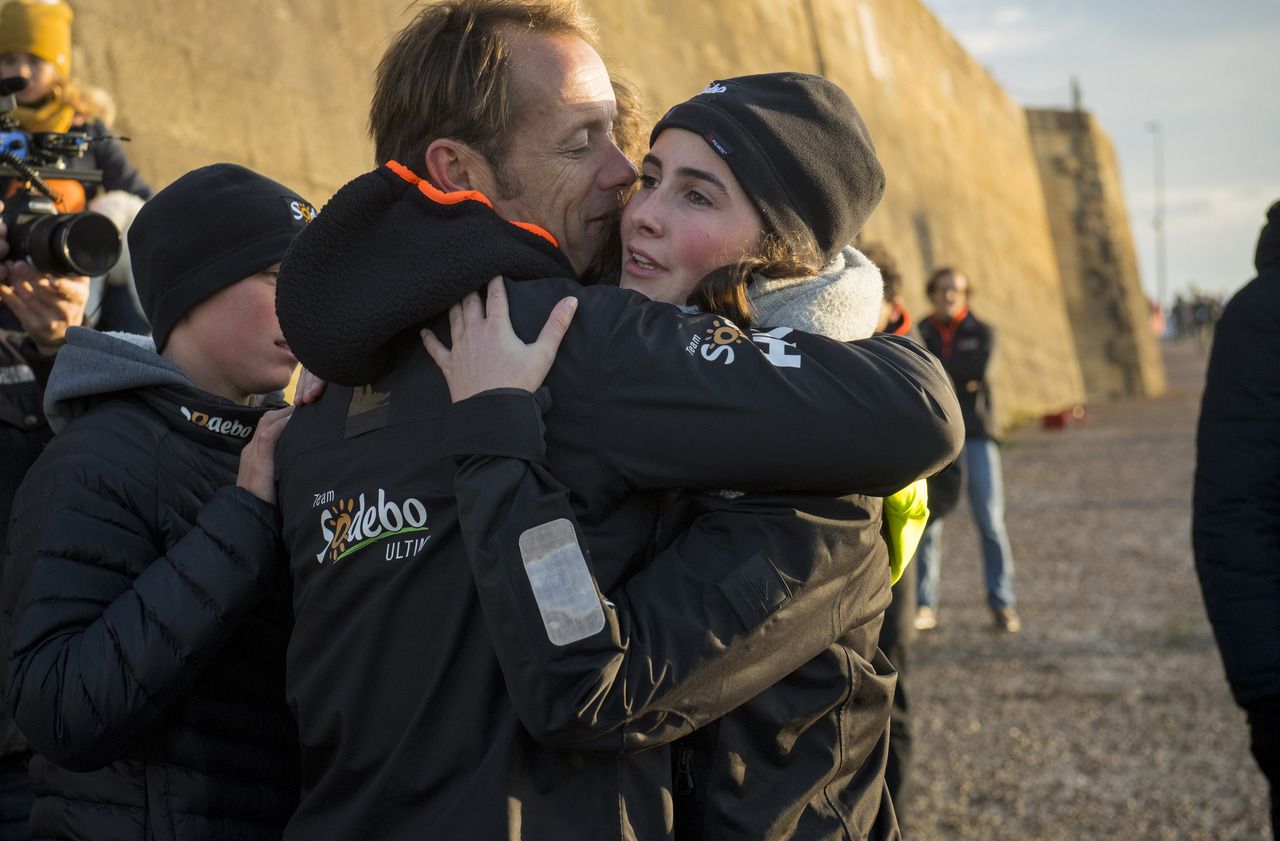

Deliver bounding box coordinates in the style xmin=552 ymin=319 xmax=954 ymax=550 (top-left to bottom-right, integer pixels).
xmin=24 ymin=211 xmax=121 ymax=276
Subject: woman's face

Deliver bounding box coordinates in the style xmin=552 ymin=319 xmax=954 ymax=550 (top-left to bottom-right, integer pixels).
xmin=0 ymin=53 xmax=58 ymax=104
xmin=619 ymin=128 xmax=764 ymax=305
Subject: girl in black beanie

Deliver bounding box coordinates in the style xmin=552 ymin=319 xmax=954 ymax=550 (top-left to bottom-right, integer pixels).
xmin=427 ymin=73 xmax=917 ymax=840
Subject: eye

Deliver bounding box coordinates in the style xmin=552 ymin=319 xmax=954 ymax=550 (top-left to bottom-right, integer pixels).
xmin=638 ymin=173 xmax=659 ymax=190
xmin=685 ymin=189 xmax=712 ymax=207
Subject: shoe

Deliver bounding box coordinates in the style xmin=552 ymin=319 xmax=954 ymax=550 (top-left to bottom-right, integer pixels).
xmin=914 ymin=606 xmax=938 ymax=631
xmin=992 ymin=606 xmax=1021 ymax=633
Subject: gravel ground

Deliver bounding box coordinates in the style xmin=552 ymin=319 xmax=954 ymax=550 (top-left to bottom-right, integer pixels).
xmin=901 ymin=339 xmax=1271 ymax=841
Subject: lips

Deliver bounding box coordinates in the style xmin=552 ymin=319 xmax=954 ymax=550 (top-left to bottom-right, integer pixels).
xmin=626 ymin=246 xmax=664 ymax=273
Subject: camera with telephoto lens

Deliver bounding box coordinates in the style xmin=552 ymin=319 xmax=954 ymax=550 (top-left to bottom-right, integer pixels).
xmin=0 ymin=76 xmax=122 ymax=277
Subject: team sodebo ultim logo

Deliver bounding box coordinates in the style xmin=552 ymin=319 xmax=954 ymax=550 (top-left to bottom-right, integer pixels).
xmin=314 ymin=489 xmax=431 ymax=564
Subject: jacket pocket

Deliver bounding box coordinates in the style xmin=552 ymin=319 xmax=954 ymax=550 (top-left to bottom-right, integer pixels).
xmin=717 ymin=552 xmax=793 ymax=630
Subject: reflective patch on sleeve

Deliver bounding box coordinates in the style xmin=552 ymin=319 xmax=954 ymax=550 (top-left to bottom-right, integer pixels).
xmin=518 ymin=518 xmax=606 ymax=646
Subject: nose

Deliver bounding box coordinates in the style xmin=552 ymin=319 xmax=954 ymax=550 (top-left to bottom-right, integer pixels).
xmin=598 ymin=139 xmax=638 ymax=192
xmin=625 ymin=186 xmax=662 ymax=237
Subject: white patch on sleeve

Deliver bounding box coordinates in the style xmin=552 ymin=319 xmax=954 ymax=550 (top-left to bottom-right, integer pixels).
xmin=518 ymin=519 xmax=606 ymax=646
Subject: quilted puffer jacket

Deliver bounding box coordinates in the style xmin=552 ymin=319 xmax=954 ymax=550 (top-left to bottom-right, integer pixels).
xmin=1 ymin=329 xmax=297 ymax=841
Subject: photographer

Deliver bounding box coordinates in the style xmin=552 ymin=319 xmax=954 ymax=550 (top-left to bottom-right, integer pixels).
xmin=0 ymin=0 xmax=151 ymax=335
xmin=0 ymin=206 xmax=87 ymax=841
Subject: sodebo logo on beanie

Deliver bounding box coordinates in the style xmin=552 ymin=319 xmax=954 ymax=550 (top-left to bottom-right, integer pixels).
xmin=287 ymin=197 xmax=318 ymax=226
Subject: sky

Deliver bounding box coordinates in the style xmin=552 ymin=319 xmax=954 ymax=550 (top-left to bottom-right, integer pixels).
xmin=924 ymin=0 xmax=1280 ymax=304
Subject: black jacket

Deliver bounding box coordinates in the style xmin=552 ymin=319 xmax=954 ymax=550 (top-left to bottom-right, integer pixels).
xmin=274 ymin=164 xmax=963 ymax=840
xmin=0 ymin=319 xmax=56 ymax=763
xmin=447 ymin=398 xmax=900 ymax=840
xmin=1193 ymin=203 xmax=1280 ymax=711
xmin=919 ymin=309 xmax=996 ymax=440
xmin=70 ymin=118 xmax=153 ymax=202
xmin=1 ymin=329 xmax=297 ymax=841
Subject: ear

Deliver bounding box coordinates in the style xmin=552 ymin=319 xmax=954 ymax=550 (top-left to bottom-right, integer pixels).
xmin=424 ymin=138 xmax=497 ymax=195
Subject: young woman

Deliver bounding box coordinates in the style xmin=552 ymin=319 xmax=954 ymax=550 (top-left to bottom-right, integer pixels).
xmin=425 ymin=73 xmax=924 ymax=840
xmin=1 ymin=164 xmax=310 ymax=840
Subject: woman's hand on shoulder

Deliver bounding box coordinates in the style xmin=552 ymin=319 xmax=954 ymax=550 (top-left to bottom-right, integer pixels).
xmin=422 ymin=276 xmax=578 ymax=403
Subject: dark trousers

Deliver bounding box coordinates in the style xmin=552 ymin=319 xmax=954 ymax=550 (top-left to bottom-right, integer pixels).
xmin=880 ymin=562 xmax=917 ymax=815
xmin=1249 ymin=701 xmax=1280 ymax=840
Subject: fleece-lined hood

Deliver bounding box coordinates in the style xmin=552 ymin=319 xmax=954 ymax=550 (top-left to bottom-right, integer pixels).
xmin=44 ymin=328 xmax=194 ymax=432
xmin=276 ymin=162 xmax=575 ymax=387
xmin=749 ymin=245 xmax=883 ymax=341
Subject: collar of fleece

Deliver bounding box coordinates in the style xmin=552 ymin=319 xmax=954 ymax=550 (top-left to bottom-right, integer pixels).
xmin=276 ymin=162 xmax=575 ymax=386
xmin=748 ymin=245 xmax=884 ymax=341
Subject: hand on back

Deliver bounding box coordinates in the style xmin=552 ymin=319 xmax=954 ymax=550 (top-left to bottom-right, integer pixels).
xmin=422 ymin=276 xmax=578 ymax=403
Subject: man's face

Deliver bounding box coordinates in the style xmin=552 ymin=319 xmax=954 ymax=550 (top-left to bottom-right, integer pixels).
xmin=484 ymin=31 xmax=637 ymax=277
xmin=930 ymin=272 xmax=969 ymax=320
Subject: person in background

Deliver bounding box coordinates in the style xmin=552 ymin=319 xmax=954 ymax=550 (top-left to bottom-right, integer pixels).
xmin=0 ymin=0 xmax=152 ymax=334
xmin=1193 ymin=199 xmax=1280 ymax=841
xmin=1 ymin=163 xmax=310 ymax=841
xmin=0 ymin=219 xmax=86 ymax=841
xmin=915 ymin=267 xmax=1020 ymax=633
xmin=864 ymin=241 xmax=911 ymax=338
xmin=861 ymin=240 xmax=922 ymax=817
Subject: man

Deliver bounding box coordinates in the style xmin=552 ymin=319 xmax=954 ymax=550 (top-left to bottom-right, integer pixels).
xmin=1194 ymin=200 xmax=1280 ymax=840
xmin=915 ymin=267 xmax=1021 ymax=632
xmin=274 ymin=2 xmax=962 ymax=838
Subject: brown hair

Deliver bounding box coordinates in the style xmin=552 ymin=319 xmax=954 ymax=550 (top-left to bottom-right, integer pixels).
xmin=368 ymin=0 xmax=595 ymax=194
xmin=926 ymin=266 xmax=970 ymax=297
xmin=609 ymin=72 xmax=650 ymax=169
xmin=688 ymin=232 xmax=824 ymax=330
xmin=860 ymin=241 xmax=901 ymax=303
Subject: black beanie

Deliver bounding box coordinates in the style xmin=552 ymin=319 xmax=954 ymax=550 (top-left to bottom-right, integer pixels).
xmin=129 ymin=163 xmax=316 ymax=351
xmin=651 ymin=72 xmax=885 ymax=263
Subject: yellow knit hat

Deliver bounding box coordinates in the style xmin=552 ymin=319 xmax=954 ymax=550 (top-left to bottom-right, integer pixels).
xmin=0 ymin=0 xmax=73 ymax=80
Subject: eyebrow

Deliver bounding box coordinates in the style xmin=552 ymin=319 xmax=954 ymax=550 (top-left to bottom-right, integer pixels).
xmin=642 ymin=153 xmax=730 ymax=195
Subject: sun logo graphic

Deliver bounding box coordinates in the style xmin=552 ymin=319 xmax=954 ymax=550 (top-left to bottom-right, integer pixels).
xmin=699 ymin=319 xmax=745 ymax=364
xmin=316 ymin=489 xmax=430 ymax=564
xmin=288 ymin=198 xmax=318 ymax=224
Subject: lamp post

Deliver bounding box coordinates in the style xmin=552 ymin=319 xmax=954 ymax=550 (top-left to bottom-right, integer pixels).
xmin=1148 ymin=121 xmax=1167 ymax=307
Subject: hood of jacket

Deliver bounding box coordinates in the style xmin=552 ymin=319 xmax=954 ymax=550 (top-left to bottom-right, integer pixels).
xmin=1256 ymin=200 xmax=1279 ymax=275
xmin=44 ymin=328 xmax=194 ymax=432
xmin=275 ymin=162 xmax=576 ymax=387
xmin=44 ymin=328 xmax=282 ymax=451
xmin=748 ymin=245 xmax=883 ymax=341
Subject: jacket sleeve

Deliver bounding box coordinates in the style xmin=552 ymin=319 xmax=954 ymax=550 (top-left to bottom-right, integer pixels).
xmin=1192 ymin=286 xmax=1280 ymax=710
xmin=3 ymin=440 xmax=279 ymax=771
xmin=89 ymin=121 xmax=153 ymax=200
xmin=566 ymin=286 xmax=963 ymax=497
xmin=447 ymin=392 xmax=880 ymax=752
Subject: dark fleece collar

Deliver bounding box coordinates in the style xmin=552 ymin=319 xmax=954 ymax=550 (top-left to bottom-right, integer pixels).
xmin=276 ymin=162 xmax=575 ymax=386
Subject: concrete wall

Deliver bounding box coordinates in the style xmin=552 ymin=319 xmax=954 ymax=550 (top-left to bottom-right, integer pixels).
xmin=1026 ymin=109 xmax=1166 ymax=401
xmin=64 ymin=0 xmax=1089 ymax=429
